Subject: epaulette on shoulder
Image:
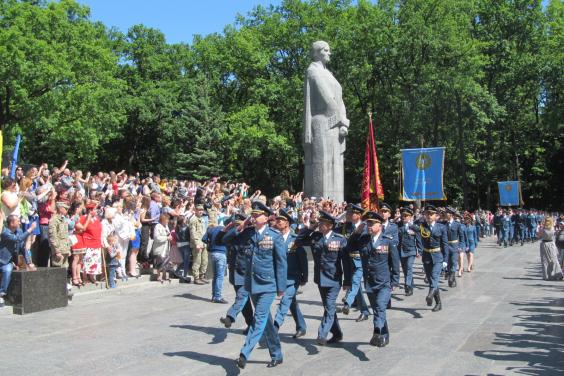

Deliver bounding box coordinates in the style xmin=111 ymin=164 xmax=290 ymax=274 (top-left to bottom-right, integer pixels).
xmin=332 ymin=232 xmax=345 ymax=239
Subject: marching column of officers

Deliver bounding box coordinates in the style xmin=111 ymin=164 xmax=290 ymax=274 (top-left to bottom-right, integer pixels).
xmin=216 ymin=201 xmax=468 ymax=369
xmin=494 ymin=208 xmax=543 ymax=248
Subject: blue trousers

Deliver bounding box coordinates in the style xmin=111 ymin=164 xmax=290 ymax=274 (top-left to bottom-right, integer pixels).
xmin=274 ymin=282 xmax=307 ymax=332
xmin=318 ymin=285 xmax=342 ymax=339
xmin=446 ymin=247 xmax=458 ymax=274
xmin=211 ymin=253 xmax=226 ymax=300
xmin=389 ymin=244 xmax=401 ymax=287
xmin=400 ymin=255 xmax=415 ymax=288
xmin=366 ymin=286 xmax=391 ymax=332
xmin=0 ymin=262 xmax=13 ymax=295
xmin=509 ymin=226 xmax=515 ymax=243
xmin=240 ymin=292 xmax=282 ymax=362
xmin=108 ymin=265 xmax=117 ymax=288
xmin=227 ymin=285 xmax=253 ymax=326
xmin=422 ymin=251 xmax=443 ymax=292
xmin=344 ymin=263 xmax=370 ymax=315
xmin=528 ymin=226 xmax=536 ymax=240
xmin=500 ymin=229 xmax=510 ymax=245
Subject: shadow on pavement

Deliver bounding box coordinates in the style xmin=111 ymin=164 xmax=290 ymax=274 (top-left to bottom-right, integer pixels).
xmin=164 ymin=351 xmax=241 ymax=375
xmin=474 ymin=297 xmax=564 ymax=375
xmin=173 ymin=293 xmax=212 ymax=303
xmin=170 ymin=323 xmax=228 ymax=344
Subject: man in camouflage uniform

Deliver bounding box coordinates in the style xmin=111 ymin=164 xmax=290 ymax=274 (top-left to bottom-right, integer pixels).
xmin=48 ymin=202 xmax=71 ymax=268
xmin=190 ymin=204 xmax=209 ymax=285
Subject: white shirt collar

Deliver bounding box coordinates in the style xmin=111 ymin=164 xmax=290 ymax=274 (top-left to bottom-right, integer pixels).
xmin=325 ymin=230 xmax=333 ymax=240
xmin=257 ymin=226 xmax=267 ymax=236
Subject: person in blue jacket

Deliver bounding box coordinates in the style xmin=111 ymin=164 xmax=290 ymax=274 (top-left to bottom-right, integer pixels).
xmin=463 ymin=214 xmax=478 ymax=272
xmin=273 ymin=208 xmax=308 ymax=338
xmin=203 ymin=221 xmax=228 ymax=303
xmin=398 ymin=207 xmax=422 ymax=296
xmin=420 ymin=205 xmax=448 ymax=312
xmin=346 ymin=211 xmax=393 ymax=347
xmin=295 ymin=210 xmax=347 ymax=346
xmin=338 ymin=203 xmax=370 ymax=321
xmin=218 ymin=214 xmax=253 ymax=334
xmin=227 ymin=201 xmax=287 ymax=369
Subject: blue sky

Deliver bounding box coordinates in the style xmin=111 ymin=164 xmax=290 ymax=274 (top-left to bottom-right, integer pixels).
xmin=78 ymin=0 xmax=281 ymax=44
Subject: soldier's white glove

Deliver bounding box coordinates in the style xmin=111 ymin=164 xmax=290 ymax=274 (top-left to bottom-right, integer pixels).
xmin=442 ymin=262 xmax=447 ymax=268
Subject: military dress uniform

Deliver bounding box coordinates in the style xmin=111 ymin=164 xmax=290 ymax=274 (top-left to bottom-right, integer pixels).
xmin=380 ymin=203 xmax=401 ymax=289
xmin=346 ymin=211 xmax=393 ymax=347
xmin=398 ymin=208 xmax=422 ymax=296
xmin=273 ymin=209 xmax=308 ymax=338
xmin=218 ymin=214 xmax=254 ymax=331
xmin=232 ymin=202 xmax=288 ymax=368
xmin=444 ymin=207 xmax=464 ymax=287
xmin=527 ymin=211 xmax=538 ymax=242
xmin=500 ymin=212 xmax=511 ymax=247
xmin=295 ymin=211 xmax=347 ymax=345
xmin=338 ymin=204 xmax=370 ymax=321
xmin=420 ymin=205 xmax=448 ymax=312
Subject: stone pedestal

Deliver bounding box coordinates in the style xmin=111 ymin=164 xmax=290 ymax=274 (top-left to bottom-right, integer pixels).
xmin=6 ymin=267 xmax=68 ymax=315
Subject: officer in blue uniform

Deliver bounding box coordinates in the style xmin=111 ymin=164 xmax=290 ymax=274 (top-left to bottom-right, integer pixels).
xmin=500 ymin=210 xmax=511 ymax=247
xmin=273 ymin=208 xmax=308 ymax=339
xmin=338 ymin=203 xmax=370 ymax=322
xmin=456 ymin=212 xmax=467 ymax=277
xmin=515 ymin=209 xmax=526 ymax=246
xmin=398 ymin=207 xmax=422 ymax=296
xmin=420 ymin=205 xmax=448 ymax=312
xmin=508 ymin=208 xmax=516 ymax=246
xmin=346 ymin=211 xmax=392 ymax=347
xmin=379 ymin=203 xmax=400 ymax=308
xmin=218 ymin=214 xmax=253 ymax=334
xmin=295 ymin=210 xmax=347 ymax=346
xmin=228 ymin=201 xmax=287 ymax=369
xmin=443 ymin=207 xmax=464 ymax=288
xmin=527 ymin=210 xmax=538 ymax=242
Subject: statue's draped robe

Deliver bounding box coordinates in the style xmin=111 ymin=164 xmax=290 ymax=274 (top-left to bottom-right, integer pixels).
xmin=303 ymin=61 xmax=348 ymax=202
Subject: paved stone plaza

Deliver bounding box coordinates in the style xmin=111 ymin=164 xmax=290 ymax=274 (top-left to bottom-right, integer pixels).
xmin=1 ymin=237 xmax=562 ymax=376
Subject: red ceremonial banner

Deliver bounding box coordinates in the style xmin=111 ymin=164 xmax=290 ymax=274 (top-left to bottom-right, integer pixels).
xmin=361 ymin=113 xmax=384 ymax=211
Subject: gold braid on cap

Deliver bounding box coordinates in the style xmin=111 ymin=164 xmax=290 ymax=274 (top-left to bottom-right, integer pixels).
xmin=420 ymin=224 xmax=431 ymax=239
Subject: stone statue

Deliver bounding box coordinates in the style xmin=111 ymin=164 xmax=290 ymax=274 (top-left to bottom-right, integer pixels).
xmin=303 ymin=41 xmax=349 ymax=202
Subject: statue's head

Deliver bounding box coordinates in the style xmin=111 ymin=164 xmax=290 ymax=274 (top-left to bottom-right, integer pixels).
xmin=311 ymin=41 xmax=331 ymax=64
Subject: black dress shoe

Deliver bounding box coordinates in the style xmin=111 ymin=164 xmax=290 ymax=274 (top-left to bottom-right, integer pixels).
xmin=236 ymin=354 xmax=247 ymax=369
xmin=220 ymin=316 xmax=233 ymax=328
xmin=356 ymin=313 xmax=369 ymax=322
xmin=370 ymin=333 xmax=387 ymax=347
xmin=267 ymin=359 xmax=283 ymax=368
xmin=426 ymin=291 xmax=434 ymax=306
xmin=212 ymin=298 xmax=229 ymax=304
xmin=242 ymin=326 xmax=250 ymax=335
xmin=327 ymin=334 xmax=343 ymax=344
xmin=387 ymin=299 xmax=392 ymax=309
xmin=405 ymin=286 xmax=413 ymax=296
xmin=316 ymin=336 xmax=327 ymax=346
xmin=432 ymin=292 xmax=442 ymax=312
xmin=451 ymin=278 xmax=457 ymax=288
xmin=293 ymin=329 xmax=306 ymax=338
xmin=342 ymin=303 xmax=350 ymax=315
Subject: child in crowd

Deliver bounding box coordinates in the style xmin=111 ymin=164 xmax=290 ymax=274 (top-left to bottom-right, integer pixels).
xmin=105 ymin=233 xmax=120 ymax=288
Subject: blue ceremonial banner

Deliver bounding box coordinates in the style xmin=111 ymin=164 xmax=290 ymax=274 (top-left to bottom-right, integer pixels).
xmin=498 ymin=181 xmax=520 ymax=206
xmin=401 ymin=147 xmax=446 ymax=201
xmin=9 ymin=134 xmax=21 ymax=180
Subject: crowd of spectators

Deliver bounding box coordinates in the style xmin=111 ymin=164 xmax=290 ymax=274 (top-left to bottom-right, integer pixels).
xmin=0 ymin=161 xmax=562 ymax=306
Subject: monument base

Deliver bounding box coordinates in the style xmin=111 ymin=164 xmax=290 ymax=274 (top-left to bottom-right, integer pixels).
xmin=6 ymin=267 xmax=68 ymax=315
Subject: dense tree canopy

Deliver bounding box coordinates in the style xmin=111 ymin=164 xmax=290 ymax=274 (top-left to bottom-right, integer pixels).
xmin=1 ymin=0 xmax=562 ymax=209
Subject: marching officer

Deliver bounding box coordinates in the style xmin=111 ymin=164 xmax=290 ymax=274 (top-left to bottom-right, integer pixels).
xmin=501 ymin=210 xmax=511 ymax=247
xmin=398 ymin=207 xmax=422 ymax=296
xmin=273 ymin=208 xmax=308 ymax=339
xmin=338 ymin=203 xmax=370 ymax=322
xmin=346 ymin=211 xmax=393 ymax=347
xmin=218 ymin=214 xmax=254 ymax=334
xmin=420 ymin=205 xmax=448 ymax=312
xmin=379 ymin=203 xmax=400 ymax=307
xmin=443 ymin=207 xmax=464 ymax=287
xmin=295 ymin=210 xmax=347 ymax=346
xmin=516 ymin=209 xmax=527 ymax=246
xmin=228 ymin=202 xmax=287 ymax=369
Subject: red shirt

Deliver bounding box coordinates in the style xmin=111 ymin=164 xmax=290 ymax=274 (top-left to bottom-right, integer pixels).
xmin=39 ymin=201 xmax=55 ymax=225
xmin=79 ymin=215 xmax=102 ymax=248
